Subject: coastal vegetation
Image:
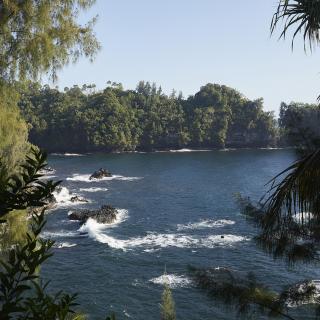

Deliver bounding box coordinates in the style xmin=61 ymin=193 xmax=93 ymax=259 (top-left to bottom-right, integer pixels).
xmin=1 ymin=0 xmax=320 ymax=319
xmin=18 ymin=81 xmax=278 ymax=152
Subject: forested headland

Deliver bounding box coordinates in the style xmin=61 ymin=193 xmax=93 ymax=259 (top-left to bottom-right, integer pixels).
xmin=18 ymin=81 xmax=279 ymax=153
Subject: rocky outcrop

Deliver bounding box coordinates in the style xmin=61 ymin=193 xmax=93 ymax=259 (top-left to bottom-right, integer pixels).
xmin=69 ymin=205 xmax=117 ymax=224
xmin=89 ymin=168 xmax=112 ymax=180
xmin=70 ymin=196 xmax=88 ymax=203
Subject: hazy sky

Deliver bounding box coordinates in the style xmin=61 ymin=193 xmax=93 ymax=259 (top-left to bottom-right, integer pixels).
xmin=50 ymin=0 xmax=320 ymax=115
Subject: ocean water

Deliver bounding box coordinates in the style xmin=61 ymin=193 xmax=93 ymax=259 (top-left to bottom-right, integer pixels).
xmin=41 ymin=149 xmax=319 ymax=319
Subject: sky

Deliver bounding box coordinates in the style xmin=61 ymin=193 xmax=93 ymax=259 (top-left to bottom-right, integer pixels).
xmin=49 ymin=0 xmax=320 ymax=115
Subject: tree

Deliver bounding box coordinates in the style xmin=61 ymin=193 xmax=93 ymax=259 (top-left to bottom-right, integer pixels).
xmin=160 ymin=282 xmax=176 ymax=320
xmin=0 ymin=0 xmax=100 ymax=82
xmin=271 ymin=0 xmax=320 ymax=51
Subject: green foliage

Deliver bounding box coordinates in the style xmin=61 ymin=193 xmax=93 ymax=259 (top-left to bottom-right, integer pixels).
xmin=0 ymin=149 xmax=84 ymax=319
xmin=0 ymin=88 xmax=29 ymax=174
xmin=0 ymin=211 xmax=80 ymax=320
xmin=279 ymin=102 xmax=320 ymax=152
xmin=18 ymin=82 xmax=277 ymax=152
xmin=0 ymin=148 xmax=60 ymax=218
xmin=160 ymin=283 xmax=176 ymax=320
xmin=0 ymin=0 xmax=100 ymax=82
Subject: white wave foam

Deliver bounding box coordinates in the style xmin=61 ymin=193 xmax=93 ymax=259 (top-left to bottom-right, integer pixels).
xmin=67 ymin=174 xmax=142 ymax=182
xmin=79 ymin=187 xmax=108 ymax=192
xmin=54 ymin=242 xmax=77 ymax=249
xmin=287 ymin=280 xmax=320 ymax=307
xmin=42 ymin=230 xmax=78 ymax=238
xmin=177 ymin=219 xmax=235 ymax=231
xmin=51 ymin=153 xmax=85 ymax=157
xmin=149 ymin=274 xmax=192 ymax=288
xmin=81 ymin=219 xmax=248 ymax=251
xmin=169 ymin=148 xmax=211 ymax=153
xmin=78 ymin=209 xmax=128 ymax=231
xmin=39 ymin=175 xmax=57 ymax=180
xmin=53 ymin=187 xmax=90 ymax=207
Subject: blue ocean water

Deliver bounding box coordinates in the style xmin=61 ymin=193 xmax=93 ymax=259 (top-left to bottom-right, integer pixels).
xmin=41 ymin=149 xmax=318 ymax=319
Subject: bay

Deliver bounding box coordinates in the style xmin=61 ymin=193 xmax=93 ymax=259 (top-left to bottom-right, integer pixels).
xmin=41 ymin=149 xmax=317 ymax=319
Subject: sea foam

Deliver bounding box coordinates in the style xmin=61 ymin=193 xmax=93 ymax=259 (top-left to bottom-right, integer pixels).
xmin=52 ymin=186 xmax=90 ymax=207
xmin=149 ymin=274 xmax=192 ymax=288
xmin=177 ymin=219 xmax=235 ymax=231
xmin=80 ymin=218 xmax=248 ymax=251
xmin=51 ymin=153 xmax=85 ymax=157
xmin=66 ymin=174 xmax=142 ymax=182
xmin=169 ymin=148 xmax=211 ymax=153
xmin=54 ymin=242 xmax=77 ymax=249
xmin=79 ymin=187 xmax=109 ymax=192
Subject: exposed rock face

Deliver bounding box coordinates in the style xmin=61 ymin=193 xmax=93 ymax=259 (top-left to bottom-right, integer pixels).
xmin=70 ymin=196 xmax=88 ymax=203
xmin=69 ymin=205 xmax=117 ymax=224
xmin=89 ymin=168 xmax=112 ymax=180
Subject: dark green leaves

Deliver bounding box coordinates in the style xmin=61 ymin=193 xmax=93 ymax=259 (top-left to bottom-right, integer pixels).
xmin=0 ymin=147 xmax=61 ymax=219
xmin=271 ymin=0 xmax=320 ymax=51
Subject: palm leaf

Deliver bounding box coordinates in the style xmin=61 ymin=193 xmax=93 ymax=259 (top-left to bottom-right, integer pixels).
xmin=271 ymin=0 xmax=320 ymax=51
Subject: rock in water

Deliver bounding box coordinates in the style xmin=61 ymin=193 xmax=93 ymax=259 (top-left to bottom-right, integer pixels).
xmin=69 ymin=205 xmax=117 ymax=224
xmin=89 ymin=168 xmax=112 ymax=180
xmin=70 ymin=196 xmax=88 ymax=203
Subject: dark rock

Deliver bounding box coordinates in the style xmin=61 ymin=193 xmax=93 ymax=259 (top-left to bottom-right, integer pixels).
xmin=69 ymin=205 xmax=117 ymax=224
xmin=89 ymin=168 xmax=112 ymax=180
xmin=70 ymin=196 xmax=88 ymax=203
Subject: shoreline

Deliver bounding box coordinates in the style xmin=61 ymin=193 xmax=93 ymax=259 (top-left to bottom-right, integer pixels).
xmin=49 ymin=147 xmax=295 ymax=156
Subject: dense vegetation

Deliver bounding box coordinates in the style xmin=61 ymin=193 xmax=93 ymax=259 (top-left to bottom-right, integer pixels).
xmin=18 ymin=82 xmax=278 ymax=153
xmin=279 ymin=102 xmax=320 ymax=152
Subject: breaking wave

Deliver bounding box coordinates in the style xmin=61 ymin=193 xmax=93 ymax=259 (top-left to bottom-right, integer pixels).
xmin=54 ymin=242 xmax=77 ymax=249
xmin=51 ymin=153 xmax=86 ymax=157
xmin=169 ymin=148 xmax=211 ymax=153
xmin=79 ymin=187 xmax=109 ymax=192
xmin=149 ymin=274 xmax=192 ymax=288
xmin=53 ymin=187 xmax=90 ymax=207
xmin=67 ymin=174 xmax=142 ymax=182
xmin=80 ymin=218 xmax=248 ymax=251
xmin=177 ymin=219 xmax=235 ymax=231
xmin=42 ymin=230 xmax=79 ymax=239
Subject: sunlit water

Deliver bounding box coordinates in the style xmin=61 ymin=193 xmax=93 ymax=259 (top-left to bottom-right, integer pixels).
xmin=41 ymin=149 xmax=319 ymax=319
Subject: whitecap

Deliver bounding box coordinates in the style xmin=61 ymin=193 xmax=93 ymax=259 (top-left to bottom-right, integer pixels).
xmin=67 ymin=174 xmax=142 ymax=182
xmin=149 ymin=274 xmax=192 ymax=288
xmin=169 ymin=148 xmax=211 ymax=153
xmin=39 ymin=175 xmax=57 ymax=180
xmin=81 ymin=219 xmax=248 ymax=251
xmin=177 ymin=219 xmax=235 ymax=231
xmin=42 ymin=230 xmax=79 ymax=238
xmin=51 ymin=153 xmax=85 ymax=157
xmin=79 ymin=187 xmax=109 ymax=192
xmin=52 ymin=187 xmax=90 ymax=207
xmin=54 ymin=242 xmax=77 ymax=249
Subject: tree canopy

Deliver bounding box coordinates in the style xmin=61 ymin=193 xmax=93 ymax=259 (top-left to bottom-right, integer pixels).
xmin=0 ymin=0 xmax=100 ymax=82
xmin=18 ymin=82 xmax=278 ymax=152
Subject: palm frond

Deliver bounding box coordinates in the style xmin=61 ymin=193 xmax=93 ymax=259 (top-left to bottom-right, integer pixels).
xmin=271 ymin=0 xmax=320 ymax=51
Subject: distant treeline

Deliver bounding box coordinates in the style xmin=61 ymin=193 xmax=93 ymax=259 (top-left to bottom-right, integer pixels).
xmin=279 ymin=102 xmax=320 ymax=152
xmin=17 ymin=81 xmax=282 ymax=153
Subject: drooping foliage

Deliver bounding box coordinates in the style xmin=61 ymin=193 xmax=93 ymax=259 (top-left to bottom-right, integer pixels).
xmin=0 ymin=0 xmax=100 ymax=82
xmin=0 ymin=149 xmax=84 ymax=319
xmin=18 ymin=82 xmax=278 ymax=152
xmin=271 ymin=0 xmax=320 ymax=51
xmin=0 ymin=99 xmax=29 ymax=174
